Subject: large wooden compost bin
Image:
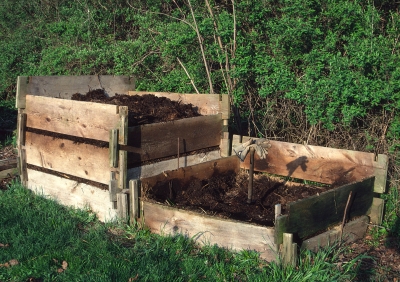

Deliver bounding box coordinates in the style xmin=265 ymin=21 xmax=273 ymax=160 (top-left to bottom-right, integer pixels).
xmin=15 ymin=76 xmax=230 ymax=221
xmin=135 ymin=135 xmax=388 ymax=262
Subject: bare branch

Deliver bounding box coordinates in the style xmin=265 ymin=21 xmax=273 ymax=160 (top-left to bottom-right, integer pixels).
xmin=177 ymin=57 xmax=200 ymax=94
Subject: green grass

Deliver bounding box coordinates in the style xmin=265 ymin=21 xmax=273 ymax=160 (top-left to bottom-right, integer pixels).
xmin=0 ymin=181 xmax=365 ymax=281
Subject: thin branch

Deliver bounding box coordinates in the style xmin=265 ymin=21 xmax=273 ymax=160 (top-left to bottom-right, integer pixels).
xmin=177 ymin=57 xmax=200 ymax=94
xmin=188 ymin=0 xmax=214 ymax=94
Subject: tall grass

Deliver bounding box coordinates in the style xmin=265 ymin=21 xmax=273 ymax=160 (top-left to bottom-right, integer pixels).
xmin=0 ymin=181 xmax=363 ymax=281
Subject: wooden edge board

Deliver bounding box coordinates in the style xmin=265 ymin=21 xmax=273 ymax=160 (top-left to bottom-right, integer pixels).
xmin=285 ymin=176 xmax=375 ymax=240
xmin=140 ymin=155 xmax=240 ymax=190
xmin=127 ymin=150 xmax=221 ymax=180
xmin=374 ymin=154 xmax=388 ymax=193
xmin=16 ymin=76 xmax=29 ymax=109
xmin=25 ymin=75 xmax=135 ymax=99
xmin=25 ymin=131 xmax=110 ymax=184
xmin=368 ymin=197 xmax=385 ymax=225
xmin=128 ymin=91 xmax=222 ymax=116
xmin=127 ymin=115 xmax=222 ymax=163
xmin=26 ymin=168 xmax=117 ymax=222
xmin=301 ymin=216 xmax=369 ymax=252
xmin=0 ymin=158 xmax=17 ymax=171
xmin=142 ymin=201 xmax=278 ymax=261
xmin=25 ymin=95 xmax=121 ymax=142
xmin=0 ymin=168 xmax=18 ymax=180
xmin=233 ymin=135 xmax=381 ymax=185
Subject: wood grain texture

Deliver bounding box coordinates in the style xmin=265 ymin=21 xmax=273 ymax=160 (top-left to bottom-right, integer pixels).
xmin=27 ymin=169 xmax=117 ymax=222
xmin=25 ymin=131 xmax=110 ymax=184
xmin=127 ymin=115 xmax=222 ymax=163
xmin=369 ymin=197 xmax=385 ymax=225
xmin=140 ymin=155 xmax=240 ymax=191
xmin=234 ymin=135 xmax=380 ymax=185
xmin=301 ymin=216 xmax=369 ymax=252
xmin=26 ymin=75 xmax=135 ymax=99
xmin=142 ymin=201 xmax=278 ymax=261
xmin=128 ymin=91 xmax=222 ymax=116
xmin=283 ymin=176 xmax=374 ymax=240
xmin=126 ymin=150 xmax=221 ymax=180
xmin=16 ymin=76 xmax=29 ymax=108
xmin=25 ymin=95 xmax=121 ymax=142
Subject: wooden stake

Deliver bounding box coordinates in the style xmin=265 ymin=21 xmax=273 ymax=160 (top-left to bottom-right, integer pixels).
xmin=177 ymin=137 xmax=180 ymax=169
xmin=247 ymin=147 xmax=255 ymax=204
xmin=340 ymin=191 xmax=353 ymax=240
xmin=129 ymin=179 xmax=140 ymax=223
xmin=275 ymin=204 xmax=281 ymax=222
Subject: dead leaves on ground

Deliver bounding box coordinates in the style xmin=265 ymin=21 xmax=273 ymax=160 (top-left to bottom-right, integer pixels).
xmin=0 ymin=259 xmax=19 ymax=268
xmin=53 ymin=259 xmax=68 ymax=273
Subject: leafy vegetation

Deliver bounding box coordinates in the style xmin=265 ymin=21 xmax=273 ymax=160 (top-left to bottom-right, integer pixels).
xmin=0 ymin=0 xmax=399 ymax=279
xmin=0 ymin=182 xmax=363 ymax=281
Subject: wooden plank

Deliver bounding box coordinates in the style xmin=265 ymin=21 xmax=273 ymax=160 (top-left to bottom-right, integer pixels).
xmin=26 ymin=75 xmax=135 ymax=99
xmin=25 ymin=131 xmax=110 ymax=184
xmin=127 ymin=150 xmax=221 ymax=180
xmin=301 ymin=216 xmax=369 ymax=252
xmin=281 ymin=233 xmax=297 ymax=267
xmin=27 ymin=169 xmax=117 ymax=222
xmin=220 ymin=94 xmax=230 ymax=119
xmin=235 ymin=135 xmax=378 ymax=185
xmin=109 ymin=129 xmax=118 ymax=168
xmin=128 ymin=91 xmax=221 ymax=116
xmin=284 ymin=176 xmax=375 ymax=240
xmin=0 ymin=168 xmax=18 ymax=180
xmin=143 ymin=201 xmax=278 ymax=261
xmin=117 ymin=192 xmax=129 ymax=221
xmin=119 ymin=150 xmax=127 ymax=189
xmin=16 ymin=76 xmax=29 ymax=108
xmin=19 ymin=149 xmax=28 ymax=185
xmin=369 ymin=197 xmax=385 ymax=225
xmin=109 ymin=171 xmax=118 ymax=202
xmin=129 ymin=180 xmax=140 ymax=220
xmin=25 ymin=95 xmax=121 ymax=142
xmin=0 ymin=158 xmax=17 ymax=171
xmin=119 ymin=106 xmax=128 ymax=145
xmin=374 ymin=154 xmax=388 ymax=193
xmin=127 ymin=115 xmax=222 ymax=163
xmin=140 ymin=155 xmax=240 ymax=191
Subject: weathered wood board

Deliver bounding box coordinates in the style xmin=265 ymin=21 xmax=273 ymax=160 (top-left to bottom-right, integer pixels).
xmin=127 ymin=115 xmax=222 ymax=163
xmin=27 ymin=169 xmax=117 ymax=222
xmin=17 ymin=75 xmax=134 ymax=104
xmin=127 ymin=149 xmax=221 ymax=180
xmin=301 ymin=216 xmax=369 ymax=252
xmin=128 ymin=91 xmax=227 ymax=117
xmin=275 ymin=176 xmax=374 ymax=241
xmin=25 ymin=131 xmax=110 ymax=184
xmin=25 ymin=95 xmax=125 ymax=142
xmin=233 ymin=135 xmax=386 ymax=192
xmin=140 ymin=155 xmax=240 ymax=191
xmin=143 ymin=201 xmax=278 ymax=261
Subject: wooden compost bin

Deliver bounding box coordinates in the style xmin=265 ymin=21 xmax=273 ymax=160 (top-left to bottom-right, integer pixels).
xmin=15 ymin=76 xmax=230 ymax=221
xmin=136 ymin=135 xmax=388 ymax=262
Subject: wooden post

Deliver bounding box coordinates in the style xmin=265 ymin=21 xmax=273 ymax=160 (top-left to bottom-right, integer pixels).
xmin=247 ymin=147 xmax=255 ymax=204
xmin=109 ymin=171 xmax=118 ymax=204
xmin=17 ymin=111 xmax=27 ymax=185
xmin=119 ymin=150 xmax=127 ymax=189
xmin=117 ymin=192 xmax=128 ymax=221
xmin=282 ymin=233 xmax=297 ymax=267
xmin=369 ymin=197 xmax=385 ymax=225
xmin=275 ymin=204 xmax=281 ymax=222
xmin=129 ymin=179 xmax=140 ymax=223
xmin=109 ymin=129 xmax=118 ymax=168
xmin=16 ymin=76 xmax=29 ymax=109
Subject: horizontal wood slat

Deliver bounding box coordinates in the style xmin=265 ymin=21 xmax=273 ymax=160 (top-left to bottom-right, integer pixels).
xmin=143 ymin=201 xmax=277 ymax=261
xmin=141 ymin=155 xmax=240 ymax=190
xmin=234 ymin=135 xmax=382 ymax=186
xmin=127 ymin=115 xmax=222 ymax=163
xmin=25 ymin=131 xmax=110 ymax=184
xmin=277 ymin=176 xmax=374 ymax=240
xmin=25 ymin=95 xmax=122 ymax=142
xmin=25 ymin=75 xmax=135 ymax=99
xmin=128 ymin=91 xmax=222 ymax=116
xmin=27 ymin=169 xmax=117 ymax=222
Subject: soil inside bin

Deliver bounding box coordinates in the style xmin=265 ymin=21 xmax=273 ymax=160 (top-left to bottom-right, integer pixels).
xmin=71 ymin=89 xmax=201 ymax=126
xmin=144 ymin=171 xmax=333 ymax=226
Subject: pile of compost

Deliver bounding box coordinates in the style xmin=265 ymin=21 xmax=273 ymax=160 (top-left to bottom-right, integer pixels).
xmin=71 ymin=89 xmax=201 ymax=126
xmin=144 ymin=171 xmax=331 ymax=226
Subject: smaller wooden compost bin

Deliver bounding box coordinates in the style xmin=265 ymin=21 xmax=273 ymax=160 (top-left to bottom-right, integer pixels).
xmin=135 ymin=135 xmax=388 ymax=262
xmin=15 ymin=76 xmax=230 ymax=221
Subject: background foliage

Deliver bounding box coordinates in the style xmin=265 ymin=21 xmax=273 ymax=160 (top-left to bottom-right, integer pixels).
xmin=0 ymin=0 xmax=399 ymax=234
